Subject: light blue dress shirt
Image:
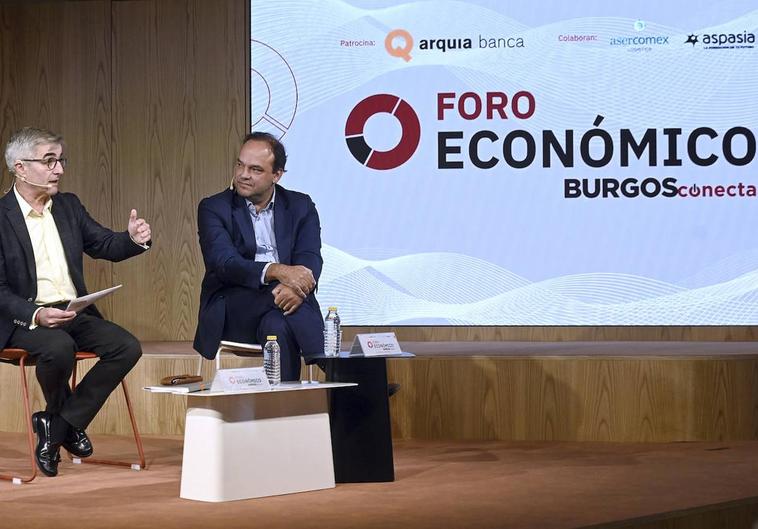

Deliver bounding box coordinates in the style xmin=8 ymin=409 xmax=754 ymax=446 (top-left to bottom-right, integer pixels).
xmin=246 ymin=190 xmax=279 ymax=284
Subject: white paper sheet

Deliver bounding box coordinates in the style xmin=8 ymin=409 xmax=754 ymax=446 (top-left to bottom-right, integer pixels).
xmin=66 ymin=284 xmax=122 ymax=313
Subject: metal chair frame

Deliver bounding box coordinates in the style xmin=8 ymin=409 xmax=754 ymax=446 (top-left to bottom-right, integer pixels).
xmin=0 ymin=348 xmax=146 ymax=484
xmin=70 ymin=352 xmax=145 ymax=471
xmin=195 ymin=341 xmax=262 ymax=377
xmin=0 ymin=349 xmax=37 ymax=484
xmin=195 ymin=343 xmax=319 ymax=384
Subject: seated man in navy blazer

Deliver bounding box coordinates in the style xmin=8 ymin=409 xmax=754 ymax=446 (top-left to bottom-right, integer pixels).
xmin=194 ymin=132 xmax=324 ymax=381
xmin=0 ymin=127 xmax=152 ymax=477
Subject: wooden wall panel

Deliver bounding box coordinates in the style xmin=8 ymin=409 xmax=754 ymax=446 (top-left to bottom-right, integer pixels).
xmin=2 ymin=354 xmax=756 ymax=442
xmin=110 ymin=0 xmax=247 ymax=340
xmin=0 ymin=1 xmax=114 ymax=312
xmin=387 ymin=357 xmax=758 ymax=442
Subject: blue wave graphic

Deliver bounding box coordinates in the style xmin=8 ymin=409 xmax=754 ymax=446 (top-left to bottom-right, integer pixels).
xmin=319 ymin=245 xmax=758 ymax=325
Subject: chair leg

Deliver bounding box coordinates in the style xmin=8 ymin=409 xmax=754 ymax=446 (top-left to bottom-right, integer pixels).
xmin=68 ymin=357 xmax=146 ymax=470
xmin=71 ymin=358 xmax=78 ymax=390
xmin=196 ymin=355 xmax=203 ymax=377
xmin=194 ymin=351 xmax=220 ymax=379
xmin=0 ymin=356 xmax=37 ymax=483
xmin=120 ymin=380 xmax=145 ymax=469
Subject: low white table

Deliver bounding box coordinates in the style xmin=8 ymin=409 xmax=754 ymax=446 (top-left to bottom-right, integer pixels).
xmin=173 ymin=382 xmax=355 ymax=502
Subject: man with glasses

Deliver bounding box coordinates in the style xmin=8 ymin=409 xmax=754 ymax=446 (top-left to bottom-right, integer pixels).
xmin=194 ymin=132 xmax=324 ymax=381
xmin=0 ymin=127 xmax=152 ymax=477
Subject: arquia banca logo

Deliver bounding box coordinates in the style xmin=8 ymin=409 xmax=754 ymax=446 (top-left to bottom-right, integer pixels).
xmin=685 ymin=31 xmax=755 ymax=49
xmin=384 ymin=28 xmax=525 ymax=61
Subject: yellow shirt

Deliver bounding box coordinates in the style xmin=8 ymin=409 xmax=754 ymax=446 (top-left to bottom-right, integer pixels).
xmin=14 ymin=186 xmax=78 ymax=305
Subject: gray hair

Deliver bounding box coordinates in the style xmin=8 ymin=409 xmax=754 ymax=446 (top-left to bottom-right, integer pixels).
xmin=4 ymin=127 xmax=64 ymax=175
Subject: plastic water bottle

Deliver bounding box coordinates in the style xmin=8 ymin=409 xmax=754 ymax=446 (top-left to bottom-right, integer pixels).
xmin=323 ymin=306 xmax=341 ymax=357
xmin=263 ymin=335 xmax=280 ymax=386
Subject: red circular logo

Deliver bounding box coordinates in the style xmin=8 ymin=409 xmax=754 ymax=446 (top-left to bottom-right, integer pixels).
xmin=345 ymin=94 xmax=420 ymax=170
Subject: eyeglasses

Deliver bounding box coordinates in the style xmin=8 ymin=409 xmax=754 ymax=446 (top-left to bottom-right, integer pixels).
xmin=21 ymin=157 xmax=67 ymax=170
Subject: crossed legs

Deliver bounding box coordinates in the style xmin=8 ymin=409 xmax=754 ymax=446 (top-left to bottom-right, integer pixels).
xmin=222 ymin=286 xmax=324 ymax=382
xmin=7 ymin=313 xmax=141 ymax=475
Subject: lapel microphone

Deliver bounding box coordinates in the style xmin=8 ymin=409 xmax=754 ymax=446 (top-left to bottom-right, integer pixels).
xmin=16 ymin=175 xmax=53 ymax=189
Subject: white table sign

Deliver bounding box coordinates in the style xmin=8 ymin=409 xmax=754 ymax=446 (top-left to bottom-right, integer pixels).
xmin=349 ymin=333 xmax=402 ymax=356
xmin=211 ymin=367 xmax=271 ymax=392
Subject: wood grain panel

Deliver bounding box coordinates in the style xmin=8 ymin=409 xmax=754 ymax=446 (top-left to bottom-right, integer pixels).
xmin=0 ymin=6 xmax=21 ymax=191
xmin=387 ymin=356 xmax=758 ymax=443
xmin=1 ymin=354 xmax=757 ymax=440
xmin=110 ymin=0 xmax=247 ymax=340
xmin=60 ymin=2 xmax=116 ymax=315
xmin=0 ymin=1 xmax=114 ymax=312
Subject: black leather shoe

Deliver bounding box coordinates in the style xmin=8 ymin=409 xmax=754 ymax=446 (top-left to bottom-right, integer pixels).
xmin=31 ymin=412 xmax=62 ymax=477
xmin=62 ymin=427 xmax=93 ymax=458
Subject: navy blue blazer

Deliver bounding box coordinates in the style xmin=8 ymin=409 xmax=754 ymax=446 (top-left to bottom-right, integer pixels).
xmin=193 ymin=185 xmax=323 ymax=359
xmin=0 ymin=190 xmax=148 ymax=349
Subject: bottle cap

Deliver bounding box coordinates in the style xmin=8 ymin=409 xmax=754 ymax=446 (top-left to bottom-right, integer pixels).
xmin=328 ymin=306 xmax=337 ymax=311
xmin=266 ymin=335 xmax=277 ymax=341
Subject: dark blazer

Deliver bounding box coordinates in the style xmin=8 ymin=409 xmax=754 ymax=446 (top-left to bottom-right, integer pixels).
xmin=0 ymin=190 xmax=147 ymax=349
xmin=193 ymin=185 xmax=323 ymax=358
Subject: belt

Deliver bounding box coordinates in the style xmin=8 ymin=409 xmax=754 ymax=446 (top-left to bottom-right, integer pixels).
xmin=38 ymin=301 xmax=71 ymax=310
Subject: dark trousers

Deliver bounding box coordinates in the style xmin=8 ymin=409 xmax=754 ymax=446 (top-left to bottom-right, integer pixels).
xmin=7 ymin=312 xmax=141 ymax=429
xmin=222 ymin=286 xmax=324 ymax=381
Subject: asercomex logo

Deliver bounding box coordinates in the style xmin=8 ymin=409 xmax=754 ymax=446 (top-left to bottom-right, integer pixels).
xmin=345 ymin=94 xmax=421 ymax=170
xmin=385 ymin=29 xmax=413 ymax=61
